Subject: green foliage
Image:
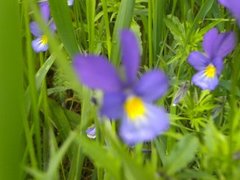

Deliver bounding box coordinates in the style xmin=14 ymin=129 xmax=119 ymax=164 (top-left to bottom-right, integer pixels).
xmin=10 ymin=0 xmax=240 ymax=179
xmin=165 ymin=134 xmax=199 ymax=175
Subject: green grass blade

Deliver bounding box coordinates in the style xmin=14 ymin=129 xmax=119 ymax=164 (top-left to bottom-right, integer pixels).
xmin=189 ymin=0 xmax=214 ymax=35
xmin=86 ymin=0 xmax=96 ymax=53
xmin=49 ymin=0 xmax=79 ymax=56
xmin=0 ymin=1 xmax=24 ymax=179
xmin=111 ymin=0 xmax=135 ymax=65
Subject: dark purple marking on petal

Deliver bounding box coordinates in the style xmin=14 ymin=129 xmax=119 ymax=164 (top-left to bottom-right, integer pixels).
xmin=100 ymin=92 xmax=125 ymax=119
xmin=32 ymin=37 xmax=48 ymax=53
xmin=188 ymin=51 xmax=210 ymax=71
xmin=120 ymin=29 xmax=140 ymax=84
xmin=73 ymin=54 xmax=123 ymax=92
xmin=192 ymin=71 xmax=219 ymax=90
xmin=134 ymin=70 xmax=168 ymax=102
xmin=119 ymin=104 xmax=169 ymax=145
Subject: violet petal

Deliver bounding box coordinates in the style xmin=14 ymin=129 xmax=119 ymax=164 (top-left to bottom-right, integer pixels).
xmin=73 ymin=54 xmax=123 ymax=92
xmin=119 ymin=104 xmax=169 ymax=145
xmin=192 ymin=71 xmax=219 ymax=90
xmin=49 ymin=21 xmax=56 ymax=32
xmin=120 ymin=29 xmax=140 ymax=84
xmin=100 ymin=92 xmax=125 ymax=119
xmin=30 ymin=22 xmax=42 ymax=37
xmin=203 ymin=28 xmax=219 ymax=58
xmin=212 ymin=57 xmax=224 ymax=75
xmin=188 ymin=51 xmax=210 ymax=71
xmin=219 ymin=0 xmax=240 ymax=25
xmin=214 ymin=31 xmax=236 ymax=58
xmin=134 ymin=70 xmax=168 ymax=102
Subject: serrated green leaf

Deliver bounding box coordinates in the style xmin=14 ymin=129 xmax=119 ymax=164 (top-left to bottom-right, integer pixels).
xmin=165 ymin=134 xmax=199 ymax=175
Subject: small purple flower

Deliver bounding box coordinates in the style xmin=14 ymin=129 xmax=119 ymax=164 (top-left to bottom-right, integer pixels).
xmin=86 ymin=125 xmax=96 ymax=139
xmin=188 ymin=28 xmax=236 ymax=90
xmin=68 ymin=0 xmax=74 ymax=6
xmin=30 ymin=1 xmax=55 ymax=53
xmin=218 ymin=0 xmax=240 ymax=25
xmin=73 ymin=29 xmax=169 ymax=145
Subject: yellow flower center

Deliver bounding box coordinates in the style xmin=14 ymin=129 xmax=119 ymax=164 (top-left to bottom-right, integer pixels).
xmin=40 ymin=35 xmax=48 ymax=45
xmin=124 ymin=96 xmax=145 ymax=120
xmin=204 ymin=64 xmax=216 ymax=78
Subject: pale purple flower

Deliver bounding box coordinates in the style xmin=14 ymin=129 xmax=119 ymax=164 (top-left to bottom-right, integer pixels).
xmin=219 ymin=0 xmax=240 ymax=25
xmin=30 ymin=1 xmax=55 ymax=53
xmin=86 ymin=125 xmax=96 ymax=139
xmin=188 ymin=28 xmax=236 ymax=90
xmin=68 ymin=0 xmax=74 ymax=6
xmin=73 ymin=29 xmax=169 ymax=145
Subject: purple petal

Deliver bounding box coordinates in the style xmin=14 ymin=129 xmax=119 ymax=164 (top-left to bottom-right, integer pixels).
xmin=203 ymin=28 xmax=236 ymax=58
xmin=218 ymin=0 xmax=229 ymax=6
xmin=32 ymin=37 xmax=48 ymax=53
xmin=30 ymin=22 xmax=42 ymax=37
xmin=100 ymin=92 xmax=125 ymax=119
xmin=134 ymin=70 xmax=168 ymax=102
xmin=73 ymin=55 xmax=123 ymax=92
xmin=212 ymin=57 xmax=224 ymax=75
xmin=39 ymin=1 xmax=50 ymax=21
xmin=188 ymin=51 xmax=210 ymax=71
xmin=120 ymin=29 xmax=140 ymax=84
xmin=192 ymin=71 xmax=219 ymax=90
xmin=219 ymin=0 xmax=240 ymax=25
xmin=119 ymin=104 xmax=169 ymax=145
xmin=214 ymin=31 xmax=236 ymax=58
xmin=203 ymin=28 xmax=219 ymax=58
xmin=49 ymin=21 xmax=56 ymax=32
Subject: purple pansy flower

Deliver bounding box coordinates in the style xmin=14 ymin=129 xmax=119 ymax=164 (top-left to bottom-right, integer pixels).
xmin=30 ymin=1 xmax=56 ymax=53
xmin=218 ymin=0 xmax=240 ymax=25
xmin=73 ymin=29 xmax=169 ymax=145
xmin=188 ymin=28 xmax=236 ymax=90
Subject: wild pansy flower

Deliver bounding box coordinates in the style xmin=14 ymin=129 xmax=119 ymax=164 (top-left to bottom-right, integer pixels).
xmin=73 ymin=29 xmax=169 ymax=145
xmin=188 ymin=28 xmax=235 ymax=90
xmin=218 ymin=0 xmax=240 ymax=25
xmin=30 ymin=1 xmax=56 ymax=53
